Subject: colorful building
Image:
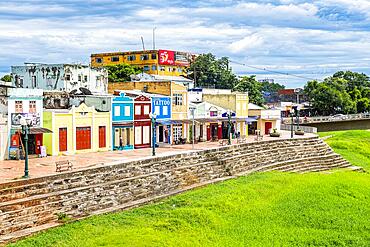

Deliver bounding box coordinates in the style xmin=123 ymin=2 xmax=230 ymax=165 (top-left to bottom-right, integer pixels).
xmin=3 ymin=88 xmax=52 ymax=159
xmin=248 ymin=103 xmax=281 ymax=135
xmin=11 ymin=63 xmax=108 ymax=94
xmin=43 ymin=103 xmax=111 ymax=156
xmin=109 ymin=81 xmax=189 ymax=143
xmin=120 ymin=90 xmax=172 ymax=145
xmin=200 ymin=89 xmax=250 ymax=137
xmin=111 ymin=92 xmax=134 ymax=150
xmin=91 ymin=49 xmax=192 ymax=77
xmin=133 ymin=95 xmax=151 ymax=149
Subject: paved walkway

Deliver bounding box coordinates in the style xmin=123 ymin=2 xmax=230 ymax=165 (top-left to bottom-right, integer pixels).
xmin=0 ymin=131 xmax=316 ymax=183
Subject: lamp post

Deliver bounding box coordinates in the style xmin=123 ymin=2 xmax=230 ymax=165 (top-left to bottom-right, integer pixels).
xmin=149 ymin=113 xmax=157 ymax=156
xmin=190 ymin=107 xmax=196 ymax=150
xmin=227 ymin=110 xmax=232 ymax=145
xmin=20 ymin=117 xmax=32 ymax=178
xmin=290 ymin=108 xmax=295 ymax=139
xmin=296 ymin=106 xmax=300 ymax=130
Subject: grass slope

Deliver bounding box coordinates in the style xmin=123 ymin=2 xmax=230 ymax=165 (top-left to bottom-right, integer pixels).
xmin=9 ymin=131 xmax=370 ymax=247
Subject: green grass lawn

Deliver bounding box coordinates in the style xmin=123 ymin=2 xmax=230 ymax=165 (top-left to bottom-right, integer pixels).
xmin=9 ymin=131 xmax=370 ymax=247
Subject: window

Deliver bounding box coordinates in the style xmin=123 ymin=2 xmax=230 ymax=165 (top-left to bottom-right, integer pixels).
xmin=172 ymin=67 xmax=176 ymax=72
xmin=84 ymin=75 xmax=88 ymax=81
xmin=15 ymin=101 xmax=23 ymax=113
xmin=135 ymin=105 xmax=141 ymax=115
xmin=173 ymin=124 xmax=183 ymax=141
xmin=31 ymin=76 xmax=37 ymax=88
xmin=163 ymin=105 xmax=168 ymax=115
xmin=168 ymin=67 xmax=172 ymax=72
xmin=140 ymin=54 xmax=149 ymax=60
xmin=151 ymin=53 xmax=157 ymax=59
xmin=173 ymin=94 xmax=183 ymax=106
xmin=177 ymin=68 xmax=182 ymax=73
xmin=151 ymin=65 xmax=157 ymax=71
xmin=154 ymin=106 xmax=160 ymax=115
xmin=210 ymin=110 xmax=218 ymax=117
xmin=127 ymin=55 xmax=136 ymax=61
xmin=144 ymin=105 xmax=150 ymax=115
xmin=65 ymin=74 xmax=71 ymax=81
xmin=114 ymin=106 xmax=120 ymax=116
xmin=29 ymin=101 xmax=36 ymax=113
xmin=143 ymin=65 xmax=150 ymax=71
xmin=124 ymin=105 xmax=130 ymax=116
xmin=111 ymin=56 xmax=119 ymax=62
xmin=95 ymin=58 xmax=103 ymax=63
xmin=78 ymin=75 xmax=82 ymax=82
xmin=160 ymin=66 xmax=165 ymax=71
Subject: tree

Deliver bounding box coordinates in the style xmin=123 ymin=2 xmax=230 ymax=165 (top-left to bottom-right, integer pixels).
xmin=105 ymin=64 xmax=142 ymax=82
xmin=0 ymin=74 xmax=11 ymax=82
xmin=233 ymin=75 xmax=264 ymax=105
xmin=188 ymin=53 xmax=238 ymax=89
xmin=260 ymin=80 xmax=285 ymax=93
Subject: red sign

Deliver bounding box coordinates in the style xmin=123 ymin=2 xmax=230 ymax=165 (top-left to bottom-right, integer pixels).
xmin=158 ymin=50 xmax=175 ymax=65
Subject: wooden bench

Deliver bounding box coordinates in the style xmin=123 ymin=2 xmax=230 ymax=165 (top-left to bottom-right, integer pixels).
xmin=218 ymin=139 xmax=228 ymax=146
xmin=55 ymin=160 xmax=73 ymax=172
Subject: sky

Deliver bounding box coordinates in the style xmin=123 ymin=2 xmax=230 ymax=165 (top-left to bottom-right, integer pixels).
xmin=1 ymin=0 xmax=370 ymax=88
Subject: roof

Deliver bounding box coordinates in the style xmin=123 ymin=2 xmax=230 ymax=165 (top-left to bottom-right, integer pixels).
xmin=151 ymin=75 xmax=193 ymax=83
xmin=0 ymin=80 xmax=14 ymax=88
xmin=117 ymin=90 xmax=168 ymax=98
xmin=248 ymin=103 xmax=264 ymax=110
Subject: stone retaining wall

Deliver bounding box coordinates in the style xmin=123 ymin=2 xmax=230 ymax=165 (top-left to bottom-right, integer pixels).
xmin=0 ymin=137 xmax=351 ymax=244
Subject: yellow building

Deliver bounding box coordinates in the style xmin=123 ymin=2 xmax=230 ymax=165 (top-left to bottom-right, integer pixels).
xmin=202 ymin=90 xmax=249 ymax=136
xmin=108 ymin=80 xmax=189 ymax=142
xmin=43 ymin=103 xmax=111 ymax=156
xmin=91 ymin=50 xmax=192 ymax=77
xmin=248 ymin=103 xmax=281 ymax=135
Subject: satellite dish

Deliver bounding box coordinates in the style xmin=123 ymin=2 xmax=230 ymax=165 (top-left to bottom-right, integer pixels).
xmin=79 ymin=87 xmax=92 ymax=95
xmin=70 ymin=89 xmax=78 ymax=95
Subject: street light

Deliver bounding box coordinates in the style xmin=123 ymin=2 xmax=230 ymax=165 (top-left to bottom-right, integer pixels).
xmin=289 ymin=108 xmax=295 ymax=139
xmin=20 ymin=117 xmax=32 ymax=178
xmin=149 ymin=112 xmax=157 ymax=156
xmin=227 ymin=110 xmax=232 ymax=145
xmin=189 ymin=107 xmax=196 ymax=149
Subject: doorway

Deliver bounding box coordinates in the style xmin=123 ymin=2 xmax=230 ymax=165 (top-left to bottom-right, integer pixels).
xmin=265 ymin=122 xmax=273 ymax=135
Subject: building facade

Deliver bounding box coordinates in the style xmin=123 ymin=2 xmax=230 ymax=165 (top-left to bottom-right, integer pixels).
xmin=202 ymin=91 xmax=250 ymax=137
xmin=5 ymin=88 xmax=48 ymax=159
xmin=43 ymin=103 xmax=111 ymax=156
xmin=91 ymin=49 xmax=192 ymax=77
xmin=111 ymin=92 xmax=134 ymax=150
xmin=109 ymin=81 xmax=189 ymax=143
xmin=133 ymin=95 xmax=151 ymax=149
xmin=11 ymin=63 xmax=108 ymax=94
xmin=248 ymin=103 xmax=281 ymax=135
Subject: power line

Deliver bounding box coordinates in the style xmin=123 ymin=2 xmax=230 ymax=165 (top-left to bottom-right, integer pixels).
xmin=229 ymin=60 xmax=323 ymax=82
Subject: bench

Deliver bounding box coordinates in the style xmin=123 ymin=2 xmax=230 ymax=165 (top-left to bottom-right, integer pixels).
xmin=55 ymin=160 xmax=73 ymax=172
xmin=218 ymin=139 xmax=228 ymax=146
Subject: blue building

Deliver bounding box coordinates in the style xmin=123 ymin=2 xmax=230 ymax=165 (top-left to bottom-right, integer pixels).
xmin=111 ymin=92 xmax=134 ymax=150
xmin=151 ymin=96 xmax=172 ymax=144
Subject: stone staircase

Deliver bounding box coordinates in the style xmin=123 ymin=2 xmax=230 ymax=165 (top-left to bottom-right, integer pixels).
xmin=0 ymin=136 xmax=361 ymax=244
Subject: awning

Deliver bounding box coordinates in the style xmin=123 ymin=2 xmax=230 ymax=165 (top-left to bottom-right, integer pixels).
xmin=244 ymin=117 xmax=258 ymax=122
xmin=30 ymin=127 xmax=53 ymax=134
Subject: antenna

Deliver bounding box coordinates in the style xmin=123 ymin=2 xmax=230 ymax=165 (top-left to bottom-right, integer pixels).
xmin=153 ymin=27 xmax=157 ymax=50
xmin=141 ymin=36 xmax=145 ymax=51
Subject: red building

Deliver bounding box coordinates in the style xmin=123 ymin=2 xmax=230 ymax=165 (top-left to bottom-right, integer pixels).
xmin=133 ymin=95 xmax=151 ymax=148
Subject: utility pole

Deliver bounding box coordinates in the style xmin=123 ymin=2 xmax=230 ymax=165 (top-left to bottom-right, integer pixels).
xmin=141 ymin=36 xmax=145 ymax=51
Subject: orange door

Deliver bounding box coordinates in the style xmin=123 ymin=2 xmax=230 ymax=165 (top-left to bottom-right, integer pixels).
xmin=99 ymin=126 xmax=106 ymax=148
xmin=59 ymin=128 xmax=67 ymax=152
xmin=76 ymin=127 xmax=91 ymax=150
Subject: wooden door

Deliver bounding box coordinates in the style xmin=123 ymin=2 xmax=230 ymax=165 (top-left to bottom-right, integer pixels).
xmin=265 ymin=122 xmax=272 ymax=135
xmin=76 ymin=127 xmax=91 ymax=150
xmin=99 ymin=126 xmax=106 ymax=148
xmin=59 ymin=128 xmax=67 ymax=152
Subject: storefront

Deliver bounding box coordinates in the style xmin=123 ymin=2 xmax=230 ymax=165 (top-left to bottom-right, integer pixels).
xmin=133 ymin=95 xmax=151 ymax=149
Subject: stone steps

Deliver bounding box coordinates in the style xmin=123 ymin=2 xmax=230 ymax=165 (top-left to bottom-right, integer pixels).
xmin=0 ymin=136 xmax=361 ymax=244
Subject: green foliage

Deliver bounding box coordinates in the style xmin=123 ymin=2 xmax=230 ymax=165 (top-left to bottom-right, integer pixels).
xmin=188 ymin=53 xmax=238 ymax=89
xmin=105 ymin=64 xmax=142 ymax=82
xmin=305 ymin=71 xmax=370 ymax=115
xmin=1 ymin=74 xmax=11 ymax=82
xmin=10 ymin=131 xmax=370 ymax=247
xmin=234 ymin=75 xmax=264 ymax=105
xmin=260 ymin=80 xmax=285 ymax=93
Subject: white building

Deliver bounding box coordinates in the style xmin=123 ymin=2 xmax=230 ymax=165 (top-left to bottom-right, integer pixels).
xmin=11 ymin=63 xmax=108 ymax=94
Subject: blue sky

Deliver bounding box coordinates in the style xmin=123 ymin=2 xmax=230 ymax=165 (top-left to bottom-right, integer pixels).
xmin=1 ymin=0 xmax=370 ymax=88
